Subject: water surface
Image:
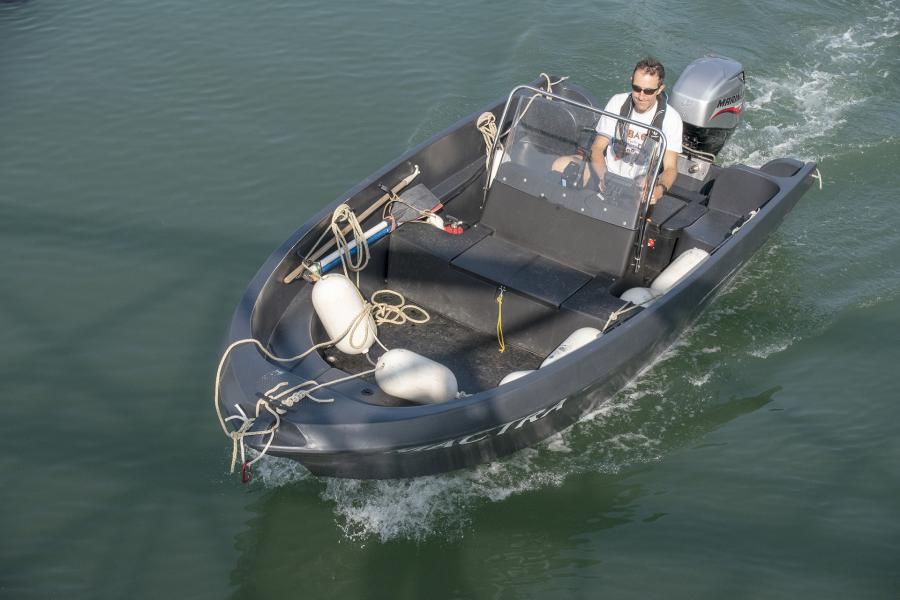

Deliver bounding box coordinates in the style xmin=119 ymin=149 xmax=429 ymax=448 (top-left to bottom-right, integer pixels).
xmin=2 ymin=1 xmax=898 ymax=598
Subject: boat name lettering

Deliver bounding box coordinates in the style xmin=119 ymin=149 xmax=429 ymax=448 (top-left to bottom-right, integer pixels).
xmin=395 ymin=398 xmax=568 ymax=454
xmin=716 ymin=93 xmax=742 ymax=108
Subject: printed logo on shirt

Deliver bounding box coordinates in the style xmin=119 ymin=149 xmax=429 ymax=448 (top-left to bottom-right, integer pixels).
xmin=618 ymin=126 xmax=651 ymax=160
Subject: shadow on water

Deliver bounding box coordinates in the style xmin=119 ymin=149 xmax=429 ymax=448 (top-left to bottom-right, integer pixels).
xmin=224 ymin=385 xmax=781 ymax=597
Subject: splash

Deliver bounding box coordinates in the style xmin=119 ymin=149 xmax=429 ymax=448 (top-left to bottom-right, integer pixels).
xmin=319 ymin=450 xmax=570 ymax=543
xmin=245 ymin=296 xmax=797 ymax=544
xmin=252 ymin=453 xmax=314 ymax=487
xmin=748 ymin=339 xmax=795 ymax=359
xmin=246 ymin=336 xmax=713 ymax=543
xmin=720 ymin=0 xmax=899 ymax=166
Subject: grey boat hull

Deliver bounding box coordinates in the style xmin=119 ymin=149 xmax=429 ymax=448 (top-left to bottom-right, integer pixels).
xmin=217 ymin=78 xmax=815 ymax=479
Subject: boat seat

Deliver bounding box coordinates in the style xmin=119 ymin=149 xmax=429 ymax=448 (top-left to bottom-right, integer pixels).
xmin=673 ymin=167 xmax=781 ymax=255
xmin=482 ymin=162 xmax=638 ymax=277
xmin=706 ymin=166 xmax=780 ymax=218
xmin=513 ymin=97 xmax=581 ymax=157
xmin=648 ymin=194 xmax=688 ymax=225
xmin=675 ymin=209 xmax=742 ymax=254
xmin=387 ymin=221 xmax=616 ymax=356
xmin=660 ymin=200 xmax=707 ymax=231
xmin=507 ymin=140 xmax=556 ymax=174
xmin=562 ymin=272 xmax=629 ymax=317
xmin=760 ymin=158 xmax=804 ymax=178
xmin=667 ymin=183 xmax=708 ymax=205
xmin=451 ymin=235 xmax=591 ymax=308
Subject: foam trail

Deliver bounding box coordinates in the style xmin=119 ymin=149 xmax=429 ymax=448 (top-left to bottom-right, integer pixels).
xmin=253 ymin=308 xmax=768 ymax=544
xmin=251 ymin=338 xmax=700 ymax=543
xmin=721 ymin=0 xmax=898 ymax=166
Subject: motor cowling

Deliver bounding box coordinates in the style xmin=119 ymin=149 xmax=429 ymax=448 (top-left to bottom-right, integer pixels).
xmin=669 ymin=56 xmax=745 ymax=158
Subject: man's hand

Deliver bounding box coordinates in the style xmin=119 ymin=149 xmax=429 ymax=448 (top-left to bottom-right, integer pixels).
xmin=594 ymin=163 xmax=606 ymax=192
xmin=590 ymin=136 xmax=609 ymax=192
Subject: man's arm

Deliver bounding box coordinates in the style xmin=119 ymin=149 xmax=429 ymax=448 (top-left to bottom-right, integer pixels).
xmin=590 ymin=135 xmax=610 ymax=190
xmin=650 ymin=149 xmax=679 ymax=203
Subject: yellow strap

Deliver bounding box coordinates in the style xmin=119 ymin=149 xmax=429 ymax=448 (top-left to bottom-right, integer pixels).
xmin=496 ymin=287 xmax=506 ymax=353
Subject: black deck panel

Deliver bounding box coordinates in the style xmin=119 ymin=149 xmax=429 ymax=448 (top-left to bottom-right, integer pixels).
xmin=648 ymin=194 xmax=687 ymax=225
xmin=389 ymin=219 xmax=491 ymax=262
xmin=451 ymin=235 xmax=592 ymax=308
xmin=561 ymin=273 xmax=627 ymax=319
xmin=662 ymin=201 xmax=708 ymax=233
xmin=324 ymin=310 xmax=542 ymax=397
xmin=676 ymin=209 xmax=742 ymax=254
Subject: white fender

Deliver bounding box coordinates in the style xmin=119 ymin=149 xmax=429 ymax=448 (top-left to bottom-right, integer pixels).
xmin=311 ymin=274 xmax=376 ymax=355
xmin=499 ymin=370 xmax=535 ymax=386
xmin=621 ymin=286 xmax=657 ymax=307
xmin=651 ymin=248 xmax=710 ymax=295
xmin=540 ymin=327 xmax=602 ymax=368
xmin=375 ymin=349 xmax=458 ymax=404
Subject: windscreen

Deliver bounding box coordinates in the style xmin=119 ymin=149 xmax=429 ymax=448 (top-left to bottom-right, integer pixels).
xmin=496 ymin=94 xmax=663 ymax=230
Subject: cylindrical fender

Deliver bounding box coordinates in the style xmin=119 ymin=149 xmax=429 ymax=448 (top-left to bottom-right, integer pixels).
xmin=311 ymin=274 xmax=376 ymax=355
xmin=621 ymin=286 xmax=658 ymax=307
xmin=651 ymin=248 xmax=710 ymax=295
xmin=375 ymin=349 xmax=458 ymax=404
xmin=499 ymin=370 xmax=535 ymax=386
xmin=541 ymin=327 xmax=602 ymax=368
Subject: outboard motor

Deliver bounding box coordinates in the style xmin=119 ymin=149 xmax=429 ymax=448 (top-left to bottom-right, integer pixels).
xmin=669 ymin=56 xmax=745 ymax=159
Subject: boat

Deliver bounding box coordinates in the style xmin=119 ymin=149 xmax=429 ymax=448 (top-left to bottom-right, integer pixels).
xmin=214 ymin=56 xmax=818 ymax=481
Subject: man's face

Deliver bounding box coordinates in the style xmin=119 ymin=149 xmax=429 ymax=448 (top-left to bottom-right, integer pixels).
xmin=631 ymin=69 xmax=664 ymax=113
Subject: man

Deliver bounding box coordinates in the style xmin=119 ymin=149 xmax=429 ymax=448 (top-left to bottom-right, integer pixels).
xmin=591 ymin=57 xmax=683 ymax=204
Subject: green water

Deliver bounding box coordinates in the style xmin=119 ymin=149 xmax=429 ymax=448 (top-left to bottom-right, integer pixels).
xmin=2 ymin=1 xmax=899 ymax=598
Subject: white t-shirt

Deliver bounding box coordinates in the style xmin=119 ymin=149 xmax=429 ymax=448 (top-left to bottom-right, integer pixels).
xmin=595 ymin=92 xmax=683 ymax=179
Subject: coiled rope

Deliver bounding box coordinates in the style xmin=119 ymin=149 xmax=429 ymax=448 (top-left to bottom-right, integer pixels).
xmin=371 ymin=289 xmax=430 ymax=326
xmin=330 ymin=204 xmax=370 ymax=285
xmin=215 ymin=201 xmax=431 ymax=476
xmin=476 ymin=112 xmax=501 ymax=170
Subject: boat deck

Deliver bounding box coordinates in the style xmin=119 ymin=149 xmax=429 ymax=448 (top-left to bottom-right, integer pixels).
xmin=326 ymin=310 xmax=542 ymax=396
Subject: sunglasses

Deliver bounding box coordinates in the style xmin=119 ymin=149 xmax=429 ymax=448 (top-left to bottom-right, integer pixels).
xmin=631 ymin=83 xmax=661 ymax=95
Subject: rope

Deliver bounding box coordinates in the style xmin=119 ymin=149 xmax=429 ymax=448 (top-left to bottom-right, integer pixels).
xmin=477 ymin=112 xmax=502 ymax=170
xmin=370 ymin=289 xmax=430 ymax=325
xmin=381 ymin=194 xmax=440 ymax=227
xmin=213 ymin=301 xmax=375 ymax=474
xmin=214 ymin=284 xmax=430 ymax=475
xmin=811 ymin=167 xmax=824 ymax=190
xmin=285 ymin=166 xmax=421 ymax=284
xmin=216 ymin=197 xmax=433 ymax=476
xmin=329 ymin=204 xmax=369 ymax=285
xmin=601 ymin=295 xmax=658 ymax=333
xmin=496 ymin=287 xmax=506 ymax=353
xmin=224 ymin=399 xmax=281 ymax=474
xmin=512 ymin=73 xmax=570 ymax=129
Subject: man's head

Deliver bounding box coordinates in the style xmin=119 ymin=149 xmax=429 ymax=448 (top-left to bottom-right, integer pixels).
xmin=631 ymin=58 xmax=666 ymax=113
